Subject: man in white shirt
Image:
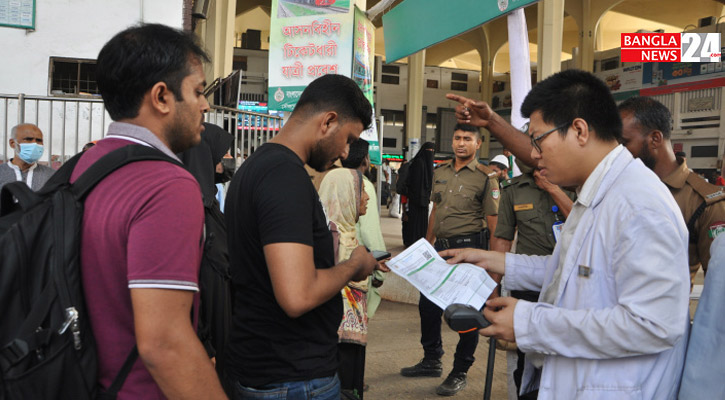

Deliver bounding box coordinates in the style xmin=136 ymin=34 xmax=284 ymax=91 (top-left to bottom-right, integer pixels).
xmin=0 ymin=123 xmax=55 ymax=191
xmin=444 ymin=69 xmax=689 ymax=400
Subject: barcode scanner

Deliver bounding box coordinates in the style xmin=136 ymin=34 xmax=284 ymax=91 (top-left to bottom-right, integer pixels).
xmin=444 ymin=303 xmax=491 ymax=333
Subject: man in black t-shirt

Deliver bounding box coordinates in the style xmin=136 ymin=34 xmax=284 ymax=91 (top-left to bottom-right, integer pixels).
xmin=224 ymin=75 xmax=383 ymax=400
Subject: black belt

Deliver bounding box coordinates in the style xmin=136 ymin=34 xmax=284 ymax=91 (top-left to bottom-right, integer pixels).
xmin=436 ymin=231 xmax=486 ymax=250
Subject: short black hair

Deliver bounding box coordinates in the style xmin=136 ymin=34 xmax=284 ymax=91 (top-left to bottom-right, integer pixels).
xmin=341 ymin=138 xmax=369 ymax=169
xmin=96 ymin=23 xmax=210 ymax=121
xmin=521 ymin=69 xmax=622 ymax=142
xmin=675 ymin=151 xmax=686 ymax=158
xmin=617 ymin=96 xmax=672 ymax=139
xmin=292 ymin=74 xmax=372 ymax=129
xmin=453 ymin=123 xmax=481 ymax=138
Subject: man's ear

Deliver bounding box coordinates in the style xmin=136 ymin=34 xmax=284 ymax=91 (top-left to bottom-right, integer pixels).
xmin=648 ymin=130 xmax=664 ymax=150
xmin=572 ymin=118 xmax=590 ymax=146
xmin=9 ymin=138 xmax=16 ymax=148
xmin=148 ymin=82 xmax=174 ymax=116
xmin=320 ymin=111 xmax=338 ymax=137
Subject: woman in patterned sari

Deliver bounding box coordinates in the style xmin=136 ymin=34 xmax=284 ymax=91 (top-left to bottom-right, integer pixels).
xmin=319 ymin=168 xmax=370 ymax=399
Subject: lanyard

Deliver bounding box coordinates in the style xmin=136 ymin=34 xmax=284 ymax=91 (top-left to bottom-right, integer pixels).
xmin=9 ymin=162 xmax=36 ymax=188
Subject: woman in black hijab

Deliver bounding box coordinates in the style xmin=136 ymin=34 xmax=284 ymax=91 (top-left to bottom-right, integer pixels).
xmin=178 ymin=123 xmax=234 ymax=208
xmin=402 ymin=142 xmax=435 ymax=247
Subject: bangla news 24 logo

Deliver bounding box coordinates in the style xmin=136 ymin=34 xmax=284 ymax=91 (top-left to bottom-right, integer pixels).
xmin=621 ymin=33 xmax=722 ymax=63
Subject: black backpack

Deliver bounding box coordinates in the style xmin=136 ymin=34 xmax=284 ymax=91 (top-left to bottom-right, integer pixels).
xmin=0 ymin=145 xmax=213 ymax=399
xmin=196 ymin=199 xmax=232 ymax=387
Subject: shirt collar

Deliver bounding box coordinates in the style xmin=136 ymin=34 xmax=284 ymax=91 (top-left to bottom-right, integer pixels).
xmin=576 ymin=144 xmax=625 ymax=207
xmin=661 ymin=158 xmax=689 ymax=189
xmin=518 ymin=172 xmax=536 ymax=185
xmin=8 ymin=159 xmax=37 ymax=171
xmin=445 ymin=158 xmax=478 ymax=171
xmin=104 ymin=122 xmax=181 ymax=162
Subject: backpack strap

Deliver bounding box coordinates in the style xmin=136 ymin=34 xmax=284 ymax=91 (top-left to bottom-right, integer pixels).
xmin=98 ymin=346 xmax=139 ymax=400
xmin=36 ymin=151 xmax=85 ymax=194
xmin=47 ymin=145 xmax=183 ymax=321
xmin=687 ymin=201 xmax=708 ymax=244
xmin=70 ymin=145 xmax=182 ymax=200
xmin=0 ymin=282 xmax=56 ymax=370
xmin=75 ymin=146 xmax=176 ymax=397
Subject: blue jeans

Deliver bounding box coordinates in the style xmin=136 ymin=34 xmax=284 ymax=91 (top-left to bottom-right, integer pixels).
xmin=230 ymin=374 xmax=340 ymax=400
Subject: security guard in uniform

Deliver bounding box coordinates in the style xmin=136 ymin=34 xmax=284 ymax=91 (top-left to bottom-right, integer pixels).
xmin=400 ymin=123 xmax=499 ymax=397
xmin=619 ymin=97 xmax=725 ymax=284
xmin=493 ymin=158 xmax=575 ymax=400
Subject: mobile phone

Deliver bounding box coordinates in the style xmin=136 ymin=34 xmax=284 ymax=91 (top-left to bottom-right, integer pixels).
xmin=371 ymin=250 xmax=391 ymax=261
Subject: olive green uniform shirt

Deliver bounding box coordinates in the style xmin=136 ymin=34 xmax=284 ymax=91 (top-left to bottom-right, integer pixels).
xmin=494 ymin=173 xmax=576 ymax=256
xmin=662 ymin=158 xmax=725 ymax=277
xmin=430 ymin=159 xmax=499 ymax=238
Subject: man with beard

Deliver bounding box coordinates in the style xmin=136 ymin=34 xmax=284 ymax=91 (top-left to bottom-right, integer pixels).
xmin=0 ymin=123 xmax=55 ymax=191
xmin=224 ymin=74 xmax=382 ymax=399
xmin=70 ymin=24 xmax=226 ymax=398
xmin=618 ymin=96 xmax=725 ymax=284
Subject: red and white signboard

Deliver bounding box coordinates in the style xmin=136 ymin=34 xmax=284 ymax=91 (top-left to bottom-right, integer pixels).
xmin=621 ymin=33 xmax=721 ymax=63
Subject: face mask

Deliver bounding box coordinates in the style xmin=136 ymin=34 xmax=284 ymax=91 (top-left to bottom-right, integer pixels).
xmin=16 ymin=143 xmax=44 ymax=164
xmin=215 ymin=159 xmax=236 ymax=183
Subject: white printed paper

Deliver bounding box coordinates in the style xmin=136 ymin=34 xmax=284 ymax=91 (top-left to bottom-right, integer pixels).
xmin=387 ymin=238 xmax=498 ymax=310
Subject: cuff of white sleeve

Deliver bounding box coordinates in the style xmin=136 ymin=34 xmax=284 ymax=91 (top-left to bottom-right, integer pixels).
xmin=512 ymin=298 xmax=534 ymax=352
xmin=503 ymin=252 xmax=522 ymax=292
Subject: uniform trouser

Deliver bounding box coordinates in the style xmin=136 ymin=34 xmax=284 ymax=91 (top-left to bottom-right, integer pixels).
xmin=417 ymin=240 xmax=482 ymax=373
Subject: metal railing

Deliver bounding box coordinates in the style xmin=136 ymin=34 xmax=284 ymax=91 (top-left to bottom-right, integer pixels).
xmin=205 ymin=105 xmax=282 ymax=165
xmin=2 ymin=93 xmax=283 ymax=169
xmin=1 ymin=93 xmax=109 ymax=167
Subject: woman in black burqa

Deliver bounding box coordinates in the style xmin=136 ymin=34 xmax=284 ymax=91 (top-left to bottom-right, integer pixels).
xmin=402 ymin=142 xmax=435 ymax=248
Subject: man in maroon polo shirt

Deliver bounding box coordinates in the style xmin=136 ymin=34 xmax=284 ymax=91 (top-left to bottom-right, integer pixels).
xmin=70 ymin=24 xmax=227 ymax=399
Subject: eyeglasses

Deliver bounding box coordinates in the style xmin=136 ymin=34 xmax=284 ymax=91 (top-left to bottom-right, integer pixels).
xmin=522 ymin=122 xmax=572 ymax=154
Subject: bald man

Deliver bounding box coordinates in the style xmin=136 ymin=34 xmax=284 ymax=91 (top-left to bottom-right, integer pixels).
xmin=0 ymin=123 xmax=55 ymax=191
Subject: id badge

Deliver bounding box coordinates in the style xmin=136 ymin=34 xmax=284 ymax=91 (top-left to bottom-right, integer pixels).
xmin=552 ymin=222 xmax=563 ymax=243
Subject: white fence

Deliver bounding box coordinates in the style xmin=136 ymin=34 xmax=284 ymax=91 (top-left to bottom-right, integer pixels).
xmin=1 ymin=94 xmax=110 ymax=168
xmin=1 ymin=94 xmax=282 ymax=168
xmin=205 ymin=105 xmax=282 ymax=166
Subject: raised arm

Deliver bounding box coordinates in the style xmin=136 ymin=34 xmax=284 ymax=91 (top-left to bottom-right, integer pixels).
xmin=534 ymin=170 xmax=574 ymax=218
xmin=446 ymin=93 xmax=537 ymax=168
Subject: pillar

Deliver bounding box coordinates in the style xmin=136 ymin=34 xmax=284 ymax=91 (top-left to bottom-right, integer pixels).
xmin=578 ymin=0 xmax=595 ymax=72
xmin=537 ymin=0 xmax=565 ymax=81
xmin=479 ymin=51 xmax=493 ymax=159
xmin=406 ymin=50 xmax=425 ymax=159
xmin=199 ymin=0 xmax=236 ymax=85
